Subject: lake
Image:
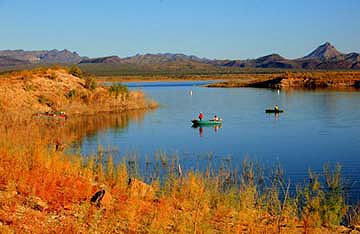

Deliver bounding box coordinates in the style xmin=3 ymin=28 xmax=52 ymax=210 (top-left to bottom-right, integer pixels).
xmin=80 ymin=81 xmax=360 ymax=198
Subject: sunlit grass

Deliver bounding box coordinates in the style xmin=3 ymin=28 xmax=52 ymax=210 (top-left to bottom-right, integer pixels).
xmin=0 ymin=133 xmax=358 ymax=233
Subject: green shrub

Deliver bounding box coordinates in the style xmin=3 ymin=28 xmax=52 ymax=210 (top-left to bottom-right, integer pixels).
xmin=69 ymin=66 xmax=83 ymax=78
xmin=84 ymin=77 xmax=97 ymax=90
xmin=48 ymin=72 xmax=57 ymax=80
xmin=322 ymin=163 xmax=345 ymax=227
xmin=24 ymin=83 xmax=36 ymax=91
xmin=109 ymin=83 xmax=128 ymax=99
xmin=38 ymin=95 xmax=53 ymax=107
xmin=38 ymin=95 xmax=47 ymax=104
xmin=65 ymin=89 xmax=77 ymax=99
xmin=297 ymin=165 xmax=346 ymax=228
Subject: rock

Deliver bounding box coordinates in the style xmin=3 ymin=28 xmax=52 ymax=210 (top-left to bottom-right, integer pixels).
xmin=127 ymin=178 xmax=154 ymax=199
xmin=90 ymin=189 xmax=112 ymax=207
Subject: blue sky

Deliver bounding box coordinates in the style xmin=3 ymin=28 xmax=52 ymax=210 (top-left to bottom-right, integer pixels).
xmin=0 ymin=0 xmax=359 ymax=59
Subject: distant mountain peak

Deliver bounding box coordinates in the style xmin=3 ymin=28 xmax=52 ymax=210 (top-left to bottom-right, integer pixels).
xmin=256 ymin=53 xmax=285 ymax=62
xmin=79 ymin=56 xmax=122 ymax=64
xmin=303 ymin=42 xmax=342 ymax=59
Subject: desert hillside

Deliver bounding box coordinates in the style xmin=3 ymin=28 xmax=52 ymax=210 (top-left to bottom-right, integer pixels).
xmin=0 ymin=67 xmax=156 ymax=118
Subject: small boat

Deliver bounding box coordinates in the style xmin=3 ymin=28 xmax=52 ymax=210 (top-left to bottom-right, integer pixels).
xmin=265 ymin=109 xmax=284 ymax=113
xmin=192 ymin=119 xmax=222 ymax=126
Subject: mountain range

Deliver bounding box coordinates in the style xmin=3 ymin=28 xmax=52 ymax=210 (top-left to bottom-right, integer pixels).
xmin=1 ymin=42 xmax=359 ymax=70
xmin=0 ymin=49 xmax=86 ymax=66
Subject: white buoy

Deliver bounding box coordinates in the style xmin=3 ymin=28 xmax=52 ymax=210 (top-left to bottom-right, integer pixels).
xmin=189 ymin=90 xmax=193 ymax=96
xmin=277 ymin=89 xmax=280 ymax=95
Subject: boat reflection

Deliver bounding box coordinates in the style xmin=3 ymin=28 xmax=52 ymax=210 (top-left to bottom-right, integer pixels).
xmin=192 ymin=124 xmax=222 ymax=137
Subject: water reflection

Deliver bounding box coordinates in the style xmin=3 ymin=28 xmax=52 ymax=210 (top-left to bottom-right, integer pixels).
xmin=192 ymin=124 xmax=222 ymax=137
xmin=265 ymin=112 xmax=280 ymax=120
xmin=67 ymin=110 xmax=148 ymax=148
xmin=0 ymin=110 xmax=149 ymax=149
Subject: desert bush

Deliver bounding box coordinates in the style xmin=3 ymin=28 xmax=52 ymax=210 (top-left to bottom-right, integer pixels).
xmin=24 ymin=83 xmax=36 ymax=91
xmin=65 ymin=89 xmax=77 ymax=99
xmin=38 ymin=95 xmax=50 ymax=105
xmin=69 ymin=66 xmax=83 ymax=78
xmin=297 ymin=165 xmax=346 ymax=228
xmin=38 ymin=95 xmax=54 ymax=107
xmin=48 ymin=72 xmax=58 ymax=80
xmin=84 ymin=76 xmax=97 ymax=90
xmin=109 ymin=83 xmax=128 ymax=99
xmin=322 ymin=163 xmax=346 ymax=227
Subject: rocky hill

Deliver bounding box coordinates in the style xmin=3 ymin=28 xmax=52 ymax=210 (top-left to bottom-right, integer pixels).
xmin=302 ymin=42 xmax=342 ymax=60
xmin=79 ymin=56 xmax=123 ymax=64
xmin=0 ymin=56 xmax=31 ymax=67
xmin=219 ymin=42 xmax=359 ymax=70
xmin=120 ymin=53 xmax=209 ymax=64
xmin=217 ymin=53 xmax=299 ymax=69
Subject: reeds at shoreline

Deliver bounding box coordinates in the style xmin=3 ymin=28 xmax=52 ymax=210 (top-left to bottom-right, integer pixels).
xmin=1 ymin=135 xmax=359 ymax=233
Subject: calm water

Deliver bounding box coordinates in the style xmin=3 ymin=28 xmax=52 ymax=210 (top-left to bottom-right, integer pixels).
xmin=81 ymin=81 xmax=360 ymax=196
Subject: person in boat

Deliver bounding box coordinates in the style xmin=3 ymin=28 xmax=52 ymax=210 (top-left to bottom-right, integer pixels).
xmin=213 ymin=115 xmax=219 ymax=121
xmin=198 ymin=112 xmax=203 ymax=121
xmin=274 ymin=105 xmax=279 ymax=111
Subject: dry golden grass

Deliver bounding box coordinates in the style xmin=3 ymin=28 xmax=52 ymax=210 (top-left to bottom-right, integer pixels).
xmin=0 ymin=67 xmax=158 ymax=118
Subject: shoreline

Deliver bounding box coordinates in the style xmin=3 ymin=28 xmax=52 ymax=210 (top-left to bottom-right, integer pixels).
xmin=96 ymin=71 xmax=360 ymax=90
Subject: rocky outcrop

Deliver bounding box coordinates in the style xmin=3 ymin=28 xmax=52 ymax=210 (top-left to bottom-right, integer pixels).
xmin=90 ymin=189 xmax=113 ymax=207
